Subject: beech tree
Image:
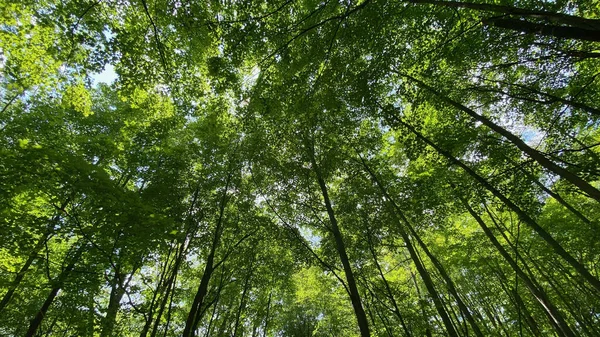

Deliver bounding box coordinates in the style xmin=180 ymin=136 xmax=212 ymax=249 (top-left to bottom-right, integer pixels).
xmin=1 ymin=0 xmax=599 ymax=336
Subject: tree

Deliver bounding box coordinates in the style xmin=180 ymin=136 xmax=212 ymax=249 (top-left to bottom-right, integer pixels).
xmin=1 ymin=0 xmax=599 ymax=336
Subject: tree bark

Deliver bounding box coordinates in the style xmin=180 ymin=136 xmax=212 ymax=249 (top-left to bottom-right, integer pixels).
xmin=0 ymin=233 xmax=50 ymax=313
xmin=365 ymin=232 xmax=412 ymax=337
xmin=360 ymin=157 xmax=484 ymax=337
xmin=232 ymin=253 xmax=255 ymax=337
xmin=492 ymin=264 xmax=541 ymax=336
xmin=516 ymin=165 xmax=592 ymax=225
xmin=0 ymin=199 xmax=69 ymax=313
xmin=263 ymin=291 xmax=272 ymax=337
xmin=182 ymin=177 xmax=230 ymax=337
xmin=388 ymin=209 xmax=459 ymax=337
xmin=408 ymin=268 xmax=433 ymax=337
xmin=100 ymin=270 xmax=126 ymax=337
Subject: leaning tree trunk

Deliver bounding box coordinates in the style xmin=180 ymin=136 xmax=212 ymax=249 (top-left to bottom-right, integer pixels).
xmin=0 ymin=199 xmax=70 ymax=313
xmin=390 ymin=115 xmax=600 ymax=293
xmin=309 ymin=148 xmax=371 ymax=337
xmin=401 ymin=73 xmax=600 ymax=202
xmin=360 ymin=157 xmax=484 ymax=337
xmin=0 ymin=232 xmax=50 ymax=313
xmin=492 ymin=264 xmax=542 ymax=337
xmin=385 ymin=207 xmax=459 ymax=337
xmin=458 ymin=196 xmax=575 ymax=337
xmin=182 ymin=174 xmax=231 ymax=337
xmin=232 ymin=253 xmax=256 ymax=337
xmin=483 ymin=18 xmax=600 ymax=42
xmin=365 ymin=232 xmax=412 ymax=337
xmin=24 ymin=244 xmax=84 ymax=337
xmin=408 ymin=0 xmax=600 ymax=30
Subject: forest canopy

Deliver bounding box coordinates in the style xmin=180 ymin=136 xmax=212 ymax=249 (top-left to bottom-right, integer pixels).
xmin=1 ymin=0 xmax=600 ymax=336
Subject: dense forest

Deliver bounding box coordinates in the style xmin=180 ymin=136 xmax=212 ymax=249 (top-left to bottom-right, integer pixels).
xmin=1 ymin=0 xmax=600 ymax=336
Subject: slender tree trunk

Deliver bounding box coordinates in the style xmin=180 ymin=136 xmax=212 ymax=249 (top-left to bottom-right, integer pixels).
xmin=400 ymin=74 xmax=600 ymax=202
xmin=263 ymin=291 xmax=272 ymax=337
xmin=182 ymin=174 xmax=232 ymax=337
xmin=0 ymin=232 xmax=50 ymax=313
xmin=0 ymin=199 xmax=69 ymax=313
xmin=458 ymin=197 xmax=575 ymax=337
xmin=408 ymin=268 xmax=433 ymax=337
xmin=391 ymin=115 xmax=600 ymax=292
xmin=216 ymin=301 xmax=234 ymax=337
xmin=391 ymin=210 xmax=459 ymax=337
xmin=483 ymin=18 xmax=600 ymax=42
xmin=233 ymin=253 xmax=255 ymax=337
xmin=364 ymin=295 xmax=386 ymax=337
xmin=527 ymin=254 xmax=595 ymax=336
xmin=203 ymin=266 xmax=228 ymax=337
xmin=360 ymin=156 xmax=484 ymax=337
xmin=308 ymin=149 xmax=371 ymax=337
xmin=365 ymin=233 xmax=412 ymax=337
xmin=472 ymin=84 xmax=600 ymax=117
xmin=492 ymin=264 xmax=542 ymax=336
xmin=408 ymin=0 xmax=600 ymax=30
xmin=516 ymin=165 xmax=592 ymax=225
xmin=100 ymin=270 xmax=126 ymax=337
xmin=148 ymin=239 xmax=188 ymax=337
xmin=24 ymin=245 xmax=84 ymax=337
xmin=140 ymin=244 xmax=175 ymax=337
xmin=372 ymin=299 xmax=395 ymax=337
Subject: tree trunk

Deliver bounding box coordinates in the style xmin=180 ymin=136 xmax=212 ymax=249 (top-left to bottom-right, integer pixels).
xmin=360 ymin=156 xmax=484 ymax=337
xmin=484 ymin=17 xmax=600 ymax=42
xmin=391 ymin=115 xmax=600 ymax=293
xmin=233 ymin=253 xmax=255 ymax=337
xmin=408 ymin=268 xmax=433 ymax=337
xmin=309 ymin=150 xmax=371 ymax=337
xmin=182 ymin=174 xmax=232 ymax=337
xmin=459 ymin=197 xmax=575 ymax=337
xmin=401 ymin=73 xmax=600 ymax=202
xmin=24 ymin=245 xmax=84 ymax=337
xmin=409 ymin=0 xmax=600 ymax=30
xmin=365 ymin=232 xmax=412 ymax=337
xmin=100 ymin=271 xmax=126 ymax=337
xmin=471 ymin=83 xmax=600 ymax=117
xmin=391 ymin=210 xmax=459 ymax=337
xmin=263 ymin=291 xmax=272 ymax=337
xmin=516 ymin=165 xmax=592 ymax=225
xmin=0 ymin=232 xmax=50 ymax=313
xmin=492 ymin=264 xmax=542 ymax=336
xmin=0 ymin=199 xmax=69 ymax=313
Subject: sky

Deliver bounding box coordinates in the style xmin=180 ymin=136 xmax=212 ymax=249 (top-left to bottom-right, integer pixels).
xmin=91 ymin=63 xmax=117 ymax=85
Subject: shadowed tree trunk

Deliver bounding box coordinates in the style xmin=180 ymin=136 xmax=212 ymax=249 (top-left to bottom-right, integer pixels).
xmin=360 ymin=156 xmax=485 ymax=337
xmin=24 ymin=244 xmax=84 ymax=337
xmin=308 ymin=143 xmax=371 ymax=337
xmin=483 ymin=18 xmax=600 ymax=42
xmin=389 ymin=113 xmax=600 ymax=293
xmin=365 ymin=231 xmax=412 ymax=337
xmin=458 ymin=196 xmax=575 ymax=337
xmin=399 ymin=73 xmax=600 ymax=202
xmin=0 ymin=199 xmax=70 ymax=313
xmin=409 ymin=0 xmax=600 ymax=30
xmin=182 ymin=173 xmax=232 ymax=337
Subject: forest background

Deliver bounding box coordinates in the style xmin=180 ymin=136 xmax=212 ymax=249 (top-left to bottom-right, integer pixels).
xmin=1 ymin=0 xmax=600 ymax=336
